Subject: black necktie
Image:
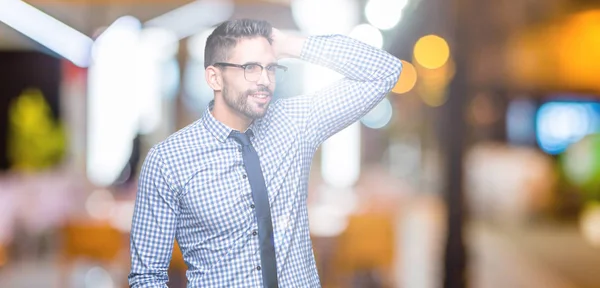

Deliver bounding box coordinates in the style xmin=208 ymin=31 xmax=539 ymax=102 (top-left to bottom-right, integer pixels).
xmin=230 ymin=130 xmax=278 ymax=288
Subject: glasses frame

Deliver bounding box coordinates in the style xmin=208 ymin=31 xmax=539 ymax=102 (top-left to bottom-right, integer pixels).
xmin=213 ymin=62 xmax=288 ymax=83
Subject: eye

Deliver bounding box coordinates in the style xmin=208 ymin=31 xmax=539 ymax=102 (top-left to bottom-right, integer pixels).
xmin=266 ymin=65 xmax=278 ymax=72
xmin=244 ymin=64 xmax=261 ymax=73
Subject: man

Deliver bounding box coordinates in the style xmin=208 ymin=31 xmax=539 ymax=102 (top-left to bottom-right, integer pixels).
xmin=128 ymin=19 xmax=402 ymax=288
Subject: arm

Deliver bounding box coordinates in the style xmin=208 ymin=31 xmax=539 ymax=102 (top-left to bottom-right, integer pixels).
xmin=128 ymin=146 xmax=179 ymax=288
xmin=274 ymin=31 xmax=402 ymax=146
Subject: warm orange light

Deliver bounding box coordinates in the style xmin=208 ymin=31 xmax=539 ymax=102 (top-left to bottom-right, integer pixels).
xmin=413 ymin=35 xmax=450 ymax=69
xmin=556 ymin=10 xmax=600 ymax=91
xmin=505 ymin=29 xmax=554 ymax=89
xmin=392 ymin=60 xmax=417 ymax=94
xmin=505 ymin=9 xmax=600 ymax=93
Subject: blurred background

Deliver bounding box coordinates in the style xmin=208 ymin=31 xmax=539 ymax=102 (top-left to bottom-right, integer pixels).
xmin=1 ymin=0 xmax=600 ymax=287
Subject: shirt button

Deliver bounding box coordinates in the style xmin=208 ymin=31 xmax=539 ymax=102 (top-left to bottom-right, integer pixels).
xmin=242 ymin=174 xmax=247 ymax=179
xmin=252 ymin=230 xmax=258 ymax=236
xmin=256 ymin=265 xmax=261 ymax=271
xmin=250 ymin=204 xmax=255 ymax=209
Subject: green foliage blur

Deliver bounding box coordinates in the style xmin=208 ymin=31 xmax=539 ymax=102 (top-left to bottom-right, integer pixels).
xmin=7 ymin=88 xmax=66 ymax=171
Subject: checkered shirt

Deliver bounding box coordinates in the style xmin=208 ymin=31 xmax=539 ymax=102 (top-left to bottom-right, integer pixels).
xmin=128 ymin=34 xmax=402 ymax=288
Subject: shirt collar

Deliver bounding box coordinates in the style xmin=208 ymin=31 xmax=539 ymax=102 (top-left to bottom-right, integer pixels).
xmin=201 ymin=100 xmax=262 ymax=143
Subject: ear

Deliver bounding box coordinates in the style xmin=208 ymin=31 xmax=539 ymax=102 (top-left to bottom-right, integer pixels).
xmin=205 ymin=66 xmax=222 ymax=91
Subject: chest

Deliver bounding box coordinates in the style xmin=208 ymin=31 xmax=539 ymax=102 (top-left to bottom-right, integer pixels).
xmin=179 ymin=124 xmax=308 ymax=235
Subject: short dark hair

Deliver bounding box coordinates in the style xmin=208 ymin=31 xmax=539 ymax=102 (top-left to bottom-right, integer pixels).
xmin=204 ymin=19 xmax=273 ymax=68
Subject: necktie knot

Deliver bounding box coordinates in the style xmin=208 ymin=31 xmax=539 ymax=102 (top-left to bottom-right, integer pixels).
xmin=230 ymin=130 xmax=252 ymax=146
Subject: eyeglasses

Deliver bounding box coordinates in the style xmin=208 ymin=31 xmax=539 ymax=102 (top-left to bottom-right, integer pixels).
xmin=213 ymin=62 xmax=288 ymax=83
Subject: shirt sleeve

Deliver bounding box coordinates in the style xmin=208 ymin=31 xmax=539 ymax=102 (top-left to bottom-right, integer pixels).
xmin=128 ymin=146 xmax=179 ymax=288
xmin=277 ymin=34 xmax=402 ymax=147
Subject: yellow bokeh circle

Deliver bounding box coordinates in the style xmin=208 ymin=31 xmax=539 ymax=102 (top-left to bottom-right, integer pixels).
xmin=392 ymin=60 xmax=418 ymax=94
xmin=413 ymin=34 xmax=450 ymax=69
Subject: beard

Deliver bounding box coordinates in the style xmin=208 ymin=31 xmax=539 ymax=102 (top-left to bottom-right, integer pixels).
xmin=222 ymin=85 xmax=273 ymax=119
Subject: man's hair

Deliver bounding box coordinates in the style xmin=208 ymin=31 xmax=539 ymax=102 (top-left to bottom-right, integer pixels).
xmin=204 ymin=19 xmax=273 ymax=68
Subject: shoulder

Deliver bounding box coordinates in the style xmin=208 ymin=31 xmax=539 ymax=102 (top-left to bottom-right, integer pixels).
xmin=145 ymin=119 xmax=213 ymax=186
xmin=156 ymin=119 xmax=206 ymax=154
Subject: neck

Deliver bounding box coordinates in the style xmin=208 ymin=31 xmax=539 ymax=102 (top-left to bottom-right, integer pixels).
xmin=211 ymin=96 xmax=252 ymax=132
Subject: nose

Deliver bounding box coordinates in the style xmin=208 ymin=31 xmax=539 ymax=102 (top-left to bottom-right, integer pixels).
xmin=256 ymin=68 xmax=272 ymax=86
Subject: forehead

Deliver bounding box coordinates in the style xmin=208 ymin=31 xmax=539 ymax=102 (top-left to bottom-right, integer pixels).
xmin=228 ymin=37 xmax=276 ymax=64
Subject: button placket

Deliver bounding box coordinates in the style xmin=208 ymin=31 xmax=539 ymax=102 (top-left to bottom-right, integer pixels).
xmin=236 ymin=145 xmax=252 ymax=203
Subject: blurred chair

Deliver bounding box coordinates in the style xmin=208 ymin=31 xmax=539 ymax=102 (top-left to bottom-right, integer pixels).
xmin=58 ymin=220 xmax=127 ymax=287
xmin=332 ymin=213 xmax=395 ymax=288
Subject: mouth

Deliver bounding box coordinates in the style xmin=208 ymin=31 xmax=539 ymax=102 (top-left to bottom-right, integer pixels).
xmin=248 ymin=93 xmax=272 ymax=103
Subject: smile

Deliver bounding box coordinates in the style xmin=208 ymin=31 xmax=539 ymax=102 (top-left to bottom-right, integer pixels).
xmin=249 ymin=94 xmax=270 ymax=99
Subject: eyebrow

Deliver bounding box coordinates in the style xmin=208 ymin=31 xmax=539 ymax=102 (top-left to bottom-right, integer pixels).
xmin=243 ymin=61 xmax=279 ymax=66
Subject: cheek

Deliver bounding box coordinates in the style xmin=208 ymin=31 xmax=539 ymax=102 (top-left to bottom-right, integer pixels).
xmin=224 ymin=79 xmax=247 ymax=95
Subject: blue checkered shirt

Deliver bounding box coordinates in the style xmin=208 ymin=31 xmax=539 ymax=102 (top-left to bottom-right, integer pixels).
xmin=128 ymin=34 xmax=402 ymax=287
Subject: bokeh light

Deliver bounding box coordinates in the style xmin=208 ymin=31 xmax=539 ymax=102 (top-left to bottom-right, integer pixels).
xmin=506 ymin=9 xmax=600 ymax=93
xmin=85 ymin=189 xmax=115 ymax=220
xmin=361 ymin=97 xmax=393 ymax=129
xmin=84 ymin=266 xmax=115 ymax=288
xmin=556 ymin=10 xmax=600 ymax=92
xmin=291 ymin=0 xmax=360 ymax=35
xmin=414 ymin=57 xmax=454 ymax=107
xmin=536 ymin=102 xmax=600 ymax=155
xmin=365 ymin=0 xmax=408 ymax=30
xmin=391 ymin=60 xmax=417 ymax=94
xmin=580 ymin=202 xmax=600 ymax=248
xmin=413 ymin=34 xmax=450 ymax=69
xmin=562 ymin=134 xmax=600 ymax=200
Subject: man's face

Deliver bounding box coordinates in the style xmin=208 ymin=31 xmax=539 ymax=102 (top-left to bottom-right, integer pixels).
xmin=220 ymin=37 xmax=277 ymax=120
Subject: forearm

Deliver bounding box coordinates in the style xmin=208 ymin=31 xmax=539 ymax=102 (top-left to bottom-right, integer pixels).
xmin=281 ymin=34 xmax=402 ymax=146
xmin=129 ymin=233 xmax=171 ymax=288
xmin=129 ymin=218 xmax=174 ymax=288
xmin=300 ymin=34 xmax=402 ymax=84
